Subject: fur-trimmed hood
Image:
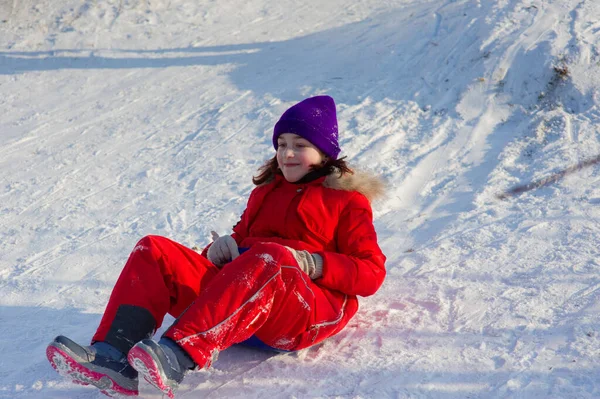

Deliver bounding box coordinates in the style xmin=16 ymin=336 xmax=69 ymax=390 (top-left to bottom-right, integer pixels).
xmin=323 ymin=169 xmax=386 ymax=203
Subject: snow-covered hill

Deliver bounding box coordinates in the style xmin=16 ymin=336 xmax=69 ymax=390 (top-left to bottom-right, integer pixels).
xmin=2 ymin=0 xmax=600 ymax=397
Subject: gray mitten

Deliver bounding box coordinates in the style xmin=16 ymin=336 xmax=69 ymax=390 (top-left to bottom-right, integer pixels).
xmin=207 ymin=231 xmax=240 ymax=267
xmin=284 ymin=246 xmax=323 ymax=279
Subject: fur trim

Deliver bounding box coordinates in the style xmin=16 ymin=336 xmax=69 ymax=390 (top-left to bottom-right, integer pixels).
xmin=259 ymin=167 xmax=386 ymax=202
xmin=323 ymin=169 xmax=386 ymax=203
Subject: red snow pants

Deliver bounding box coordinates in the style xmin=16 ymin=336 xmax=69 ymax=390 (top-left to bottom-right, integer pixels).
xmin=92 ymin=235 xmax=345 ymax=367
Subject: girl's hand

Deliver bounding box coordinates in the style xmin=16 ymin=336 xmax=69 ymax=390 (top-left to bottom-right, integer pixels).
xmin=207 ymin=231 xmax=240 ymax=267
xmin=284 ymin=246 xmax=323 ymax=279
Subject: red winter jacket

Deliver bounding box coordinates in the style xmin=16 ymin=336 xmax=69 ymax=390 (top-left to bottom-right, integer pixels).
xmin=203 ymin=170 xmax=386 ymax=337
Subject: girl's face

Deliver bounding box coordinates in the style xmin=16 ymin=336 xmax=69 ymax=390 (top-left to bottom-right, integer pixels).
xmin=276 ymin=133 xmax=326 ymax=182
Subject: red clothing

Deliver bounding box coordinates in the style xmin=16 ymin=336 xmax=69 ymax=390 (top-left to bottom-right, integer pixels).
xmin=230 ymin=174 xmax=386 ymax=296
xmin=93 ymin=172 xmax=386 ymax=367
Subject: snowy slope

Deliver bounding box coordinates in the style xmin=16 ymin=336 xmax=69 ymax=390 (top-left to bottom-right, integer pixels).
xmin=2 ymin=0 xmax=600 ymax=397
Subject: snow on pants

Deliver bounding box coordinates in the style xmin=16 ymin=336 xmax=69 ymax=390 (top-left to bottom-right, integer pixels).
xmin=92 ymin=235 xmax=348 ymax=367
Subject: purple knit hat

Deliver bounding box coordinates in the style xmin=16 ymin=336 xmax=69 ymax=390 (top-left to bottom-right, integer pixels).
xmin=273 ymin=95 xmax=341 ymax=160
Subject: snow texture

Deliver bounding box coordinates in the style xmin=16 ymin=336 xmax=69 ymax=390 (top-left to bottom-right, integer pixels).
xmin=1 ymin=0 xmax=600 ymax=397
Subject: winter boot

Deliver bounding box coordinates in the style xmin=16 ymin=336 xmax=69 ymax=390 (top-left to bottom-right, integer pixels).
xmin=127 ymin=338 xmax=195 ymax=398
xmin=46 ymin=335 xmax=138 ymax=397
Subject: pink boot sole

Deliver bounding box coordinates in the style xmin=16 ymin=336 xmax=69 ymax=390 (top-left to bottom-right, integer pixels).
xmin=46 ymin=345 xmax=139 ymax=397
xmin=128 ymin=345 xmax=175 ymax=398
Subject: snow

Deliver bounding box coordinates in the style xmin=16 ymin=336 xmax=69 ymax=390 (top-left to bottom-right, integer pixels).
xmin=1 ymin=0 xmax=600 ymax=397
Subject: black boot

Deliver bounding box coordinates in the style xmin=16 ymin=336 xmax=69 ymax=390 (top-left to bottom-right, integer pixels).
xmin=103 ymin=304 xmax=156 ymax=354
xmin=47 ymin=335 xmax=138 ymax=397
xmin=127 ymin=338 xmax=195 ymax=398
xmin=47 ymin=305 xmax=156 ymax=397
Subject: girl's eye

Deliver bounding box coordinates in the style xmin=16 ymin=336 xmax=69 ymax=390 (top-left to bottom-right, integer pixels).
xmin=278 ymin=143 xmax=286 ymax=148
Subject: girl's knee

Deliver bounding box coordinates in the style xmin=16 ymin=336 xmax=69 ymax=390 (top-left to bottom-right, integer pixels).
xmin=136 ymin=234 xmax=172 ymax=247
xmin=245 ymin=242 xmax=288 ymax=258
xmin=132 ymin=235 xmax=171 ymax=256
xmin=226 ymin=243 xmax=288 ymax=275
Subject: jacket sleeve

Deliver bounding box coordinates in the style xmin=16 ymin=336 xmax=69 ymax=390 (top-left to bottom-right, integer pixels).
xmin=315 ymin=193 xmax=386 ymax=297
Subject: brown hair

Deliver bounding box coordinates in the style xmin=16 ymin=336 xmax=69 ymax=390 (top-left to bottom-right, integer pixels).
xmin=252 ymin=156 xmax=353 ymax=185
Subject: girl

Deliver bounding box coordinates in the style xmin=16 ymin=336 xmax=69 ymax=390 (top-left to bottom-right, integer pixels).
xmin=46 ymin=95 xmax=387 ymax=398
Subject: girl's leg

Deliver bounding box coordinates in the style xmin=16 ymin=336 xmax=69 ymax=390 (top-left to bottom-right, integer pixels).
xmin=92 ymin=235 xmax=219 ymax=354
xmin=254 ymin=266 xmax=358 ymax=352
xmin=162 ymin=242 xmax=314 ymax=366
xmin=128 ymin=242 xmax=304 ymax=397
xmin=47 ymin=235 xmax=218 ymax=396
xmin=128 ymin=241 xmax=356 ymax=398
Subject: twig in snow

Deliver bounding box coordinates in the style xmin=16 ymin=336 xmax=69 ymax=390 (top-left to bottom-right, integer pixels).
xmin=496 ymin=153 xmax=600 ymax=199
